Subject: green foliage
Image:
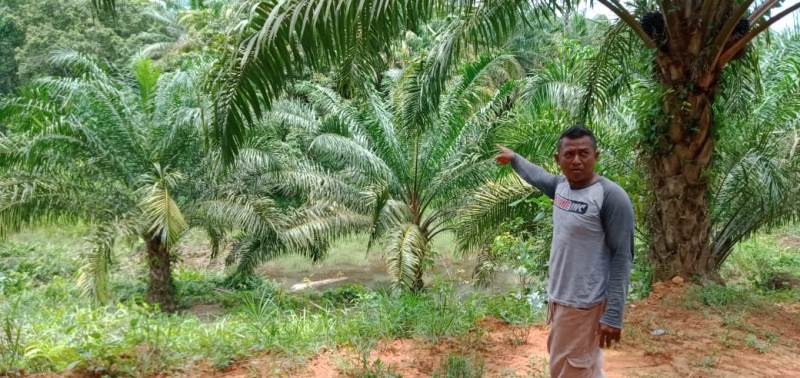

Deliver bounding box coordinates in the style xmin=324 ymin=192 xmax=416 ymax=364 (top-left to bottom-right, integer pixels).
xmin=688 ymin=284 xmax=754 ymax=309
xmin=3 ymin=0 xmax=163 ymax=85
xmin=0 ymin=300 xmax=25 ymax=375
xmin=236 ymin=53 xmax=527 ymax=290
xmin=708 ymin=33 xmax=800 ymax=267
xmin=721 ymin=230 xmax=800 ymax=294
xmin=3 ymin=277 xmax=535 ymax=375
xmin=0 ymin=50 xmax=214 ymax=304
xmin=432 ymin=354 xmax=485 ymax=378
xmin=0 ymin=241 xmax=81 ymax=289
xmin=0 ymin=12 xmax=24 ymax=96
xmin=320 ymin=284 xmax=371 ymax=307
xmin=211 ymin=0 xmax=571 ymax=160
xmin=484 ymin=293 xmax=544 ymax=325
xmin=629 ymin=247 xmax=654 ymax=300
xmin=476 ymin=200 xmax=551 ymax=287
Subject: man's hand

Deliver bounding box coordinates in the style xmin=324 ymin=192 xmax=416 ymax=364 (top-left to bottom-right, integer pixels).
xmin=495 ymin=145 xmax=515 ymax=165
xmin=598 ymin=323 xmax=621 ymax=348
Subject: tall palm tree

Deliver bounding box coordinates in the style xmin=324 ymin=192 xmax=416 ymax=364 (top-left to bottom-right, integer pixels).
xmin=0 ymin=51 xmax=213 ymax=311
xmin=241 ymin=54 xmax=524 ymax=290
xmin=212 ymin=0 xmax=800 ymax=281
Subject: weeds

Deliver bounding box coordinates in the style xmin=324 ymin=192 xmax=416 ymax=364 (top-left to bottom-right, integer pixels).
xmin=0 ymin=262 xmax=537 ymax=376
xmin=355 ymin=358 xmax=401 ymax=378
xmin=745 ymin=334 xmax=772 ymax=353
xmin=0 ymin=301 xmax=25 ymax=375
xmin=432 ymin=354 xmax=485 ymax=378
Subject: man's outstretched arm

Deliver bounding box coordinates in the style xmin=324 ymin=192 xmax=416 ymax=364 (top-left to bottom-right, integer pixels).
xmin=495 ymin=145 xmax=559 ymax=199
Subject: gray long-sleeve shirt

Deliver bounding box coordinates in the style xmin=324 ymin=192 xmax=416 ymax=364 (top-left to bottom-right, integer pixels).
xmin=511 ymin=154 xmax=634 ymax=328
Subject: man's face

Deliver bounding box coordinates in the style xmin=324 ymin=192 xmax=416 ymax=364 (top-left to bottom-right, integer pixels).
xmin=554 ymin=136 xmax=599 ymax=186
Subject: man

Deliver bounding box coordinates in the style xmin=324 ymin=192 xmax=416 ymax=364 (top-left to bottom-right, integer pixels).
xmin=495 ymin=125 xmax=634 ymax=378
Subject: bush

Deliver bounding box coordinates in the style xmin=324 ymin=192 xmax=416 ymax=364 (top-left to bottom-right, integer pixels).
xmin=320 ymin=283 xmax=370 ymax=307
xmin=721 ymin=234 xmax=800 ymax=294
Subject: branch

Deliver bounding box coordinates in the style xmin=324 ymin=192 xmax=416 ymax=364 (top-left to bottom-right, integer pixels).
xmin=710 ymin=0 xmax=757 ymax=68
xmin=719 ymin=2 xmax=800 ymax=66
xmin=712 ymin=0 xmax=756 ymax=50
xmin=749 ymin=0 xmax=781 ymax=23
xmin=596 ymin=0 xmax=657 ymax=49
xmin=700 ymin=0 xmax=719 ymax=29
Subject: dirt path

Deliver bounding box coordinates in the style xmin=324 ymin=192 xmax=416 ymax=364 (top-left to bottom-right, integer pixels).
xmin=210 ymin=282 xmax=800 ymax=378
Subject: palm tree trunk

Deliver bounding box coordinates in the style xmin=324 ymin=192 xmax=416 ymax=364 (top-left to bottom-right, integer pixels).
xmin=648 ymin=60 xmax=720 ymax=281
xmin=144 ymin=233 xmax=177 ymax=312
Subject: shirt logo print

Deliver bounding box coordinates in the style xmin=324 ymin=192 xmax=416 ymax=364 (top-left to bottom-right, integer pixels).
xmin=554 ymin=194 xmax=589 ymax=214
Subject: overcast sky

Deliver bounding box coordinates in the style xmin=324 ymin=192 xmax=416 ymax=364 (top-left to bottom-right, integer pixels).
xmin=582 ymin=3 xmax=799 ymax=32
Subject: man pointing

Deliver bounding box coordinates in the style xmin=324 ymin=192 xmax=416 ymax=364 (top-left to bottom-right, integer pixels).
xmin=496 ymin=125 xmax=634 ymax=378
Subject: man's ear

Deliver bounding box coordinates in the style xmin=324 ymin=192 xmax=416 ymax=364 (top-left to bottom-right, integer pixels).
xmin=553 ymin=152 xmax=559 ymax=164
xmin=594 ymin=149 xmax=600 ymax=160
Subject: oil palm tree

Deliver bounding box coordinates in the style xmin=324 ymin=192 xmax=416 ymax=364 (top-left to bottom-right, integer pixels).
xmin=0 ymin=51 xmax=213 ymax=311
xmin=194 ymin=115 xmax=370 ymax=282
xmin=707 ymin=31 xmax=800 ymax=270
xmin=240 ymin=54 xmax=524 ymax=290
xmin=212 ymin=0 xmax=800 ymax=281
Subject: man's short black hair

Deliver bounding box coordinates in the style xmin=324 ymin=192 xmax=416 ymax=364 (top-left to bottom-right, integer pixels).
xmin=557 ymin=125 xmax=597 ymax=151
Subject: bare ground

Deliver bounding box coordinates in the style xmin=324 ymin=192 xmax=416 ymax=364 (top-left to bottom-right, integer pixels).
xmin=195 ymin=281 xmax=800 ymax=378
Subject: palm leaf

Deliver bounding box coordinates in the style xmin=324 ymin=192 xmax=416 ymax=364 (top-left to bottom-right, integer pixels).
xmin=386 ymin=222 xmax=427 ymax=289
xmin=453 ymin=176 xmax=538 ymax=253
xmin=211 ymin=0 xmax=571 ymax=160
xmin=139 ymin=165 xmax=189 ymax=246
xmin=77 ymin=225 xmax=116 ymax=304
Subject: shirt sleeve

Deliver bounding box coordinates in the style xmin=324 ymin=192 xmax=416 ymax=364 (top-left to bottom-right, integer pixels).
xmin=510 ymin=153 xmax=559 ymax=199
xmin=599 ymin=181 xmax=634 ymax=329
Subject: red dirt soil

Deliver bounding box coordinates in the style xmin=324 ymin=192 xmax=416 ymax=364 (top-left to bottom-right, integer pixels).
xmin=204 ymin=281 xmax=800 ymax=378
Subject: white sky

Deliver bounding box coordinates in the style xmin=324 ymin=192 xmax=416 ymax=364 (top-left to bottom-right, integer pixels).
xmin=582 ymin=3 xmax=799 ymax=32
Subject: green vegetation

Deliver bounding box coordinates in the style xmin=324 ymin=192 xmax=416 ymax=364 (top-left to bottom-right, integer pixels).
xmin=0 ymin=229 xmax=542 ymax=375
xmin=1 ymin=0 xmax=800 ymax=376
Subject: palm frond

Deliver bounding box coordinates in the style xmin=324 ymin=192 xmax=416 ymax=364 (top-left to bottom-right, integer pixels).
xmin=420 ymin=0 xmax=544 ymax=119
xmin=91 ymin=0 xmax=117 ymax=15
xmin=309 ymin=133 xmax=394 ymax=181
xmin=211 ymin=0 xmax=443 ymax=161
xmin=386 ymin=223 xmax=426 ymax=290
xmin=49 ymin=49 xmax=110 ymax=81
xmin=77 ymin=225 xmax=116 ymax=304
xmin=578 ymin=20 xmax=644 ymax=124
xmin=452 ymin=176 xmax=538 ymax=253
xmin=710 ymin=29 xmax=800 ymax=264
xmin=139 ymin=165 xmax=189 ymax=246
xmin=0 ymin=173 xmax=87 ymax=238
xmin=280 ymin=203 xmax=372 ymax=253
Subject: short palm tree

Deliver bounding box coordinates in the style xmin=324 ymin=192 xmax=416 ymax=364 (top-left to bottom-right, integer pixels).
xmin=248 ymin=54 xmax=524 ymax=290
xmin=707 ymin=33 xmax=800 ymax=269
xmin=0 ymin=51 xmax=212 ymax=311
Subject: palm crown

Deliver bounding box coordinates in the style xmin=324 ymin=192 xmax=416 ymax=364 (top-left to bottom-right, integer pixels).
xmin=250 ymin=54 xmax=525 ymax=289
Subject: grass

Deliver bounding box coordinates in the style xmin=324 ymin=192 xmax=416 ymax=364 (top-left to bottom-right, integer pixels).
xmin=2 ymin=223 xmax=800 ymax=376
xmin=721 ymin=224 xmax=800 ymax=293
xmin=0 ymin=229 xmax=543 ymax=376
xmin=258 ymin=232 xmax=460 ymax=275
xmin=432 ymin=354 xmax=485 ymax=378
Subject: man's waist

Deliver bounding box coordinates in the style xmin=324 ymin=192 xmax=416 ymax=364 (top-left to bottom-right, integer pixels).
xmin=547 ymin=296 xmax=606 ymax=310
